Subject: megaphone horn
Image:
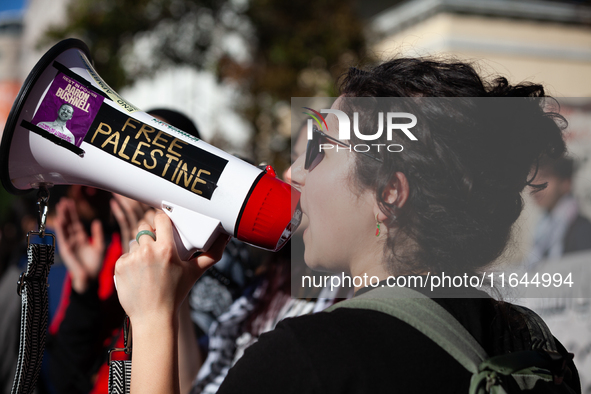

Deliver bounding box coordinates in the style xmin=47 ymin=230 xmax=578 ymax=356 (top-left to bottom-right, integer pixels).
xmin=1 ymin=38 xmax=301 ymax=259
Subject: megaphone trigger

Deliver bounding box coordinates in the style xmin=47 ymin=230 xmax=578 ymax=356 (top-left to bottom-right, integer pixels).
xmin=161 ymin=201 xmax=223 ymax=260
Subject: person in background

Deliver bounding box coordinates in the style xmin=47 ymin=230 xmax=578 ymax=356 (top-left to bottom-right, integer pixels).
xmin=524 ymin=155 xmax=591 ymax=271
xmin=48 ymin=185 xmax=127 ymax=394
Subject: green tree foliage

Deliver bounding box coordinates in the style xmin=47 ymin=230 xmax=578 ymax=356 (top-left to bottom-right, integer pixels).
xmin=45 ymin=0 xmax=234 ymax=89
xmin=245 ymin=0 xmax=366 ymax=97
xmin=45 ymin=0 xmax=368 ymax=164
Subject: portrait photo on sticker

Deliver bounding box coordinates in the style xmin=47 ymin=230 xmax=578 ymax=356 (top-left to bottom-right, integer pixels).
xmin=31 ymin=72 xmax=105 ymax=147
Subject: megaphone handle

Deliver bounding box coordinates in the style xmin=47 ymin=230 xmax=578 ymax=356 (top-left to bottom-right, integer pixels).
xmin=162 ymin=202 xmax=224 ymax=260
xmin=171 ymin=225 xmax=197 ymax=260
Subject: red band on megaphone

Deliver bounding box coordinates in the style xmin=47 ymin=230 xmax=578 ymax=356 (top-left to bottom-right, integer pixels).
xmin=237 ymin=170 xmax=300 ymax=251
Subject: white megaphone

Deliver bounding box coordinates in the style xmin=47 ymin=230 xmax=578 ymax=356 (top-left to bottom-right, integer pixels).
xmin=1 ymin=38 xmax=301 ymax=259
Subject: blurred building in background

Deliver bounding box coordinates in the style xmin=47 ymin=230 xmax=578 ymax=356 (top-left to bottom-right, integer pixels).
xmin=19 ymin=0 xmax=69 ymax=76
xmin=0 ymin=4 xmax=23 ymax=133
xmin=369 ymin=0 xmax=591 ymax=96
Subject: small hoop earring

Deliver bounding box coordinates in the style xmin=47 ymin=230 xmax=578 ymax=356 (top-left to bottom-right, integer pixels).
xmin=375 ymin=213 xmax=381 ymax=237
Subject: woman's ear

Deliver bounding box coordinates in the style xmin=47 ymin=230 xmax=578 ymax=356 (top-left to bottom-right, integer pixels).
xmin=383 ymin=172 xmax=410 ymax=208
xmin=375 ymin=172 xmax=410 ymax=223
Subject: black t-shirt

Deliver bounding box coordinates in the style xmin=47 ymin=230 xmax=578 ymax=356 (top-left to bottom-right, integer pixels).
xmin=217 ymin=286 xmax=577 ymax=394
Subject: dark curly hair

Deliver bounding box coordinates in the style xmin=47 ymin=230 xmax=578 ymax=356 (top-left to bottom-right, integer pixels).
xmin=339 ymin=58 xmax=567 ymax=275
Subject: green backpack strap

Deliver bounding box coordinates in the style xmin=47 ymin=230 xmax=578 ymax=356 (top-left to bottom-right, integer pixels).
xmin=326 ymin=286 xmax=573 ymax=394
xmin=325 ymin=286 xmax=487 ymax=374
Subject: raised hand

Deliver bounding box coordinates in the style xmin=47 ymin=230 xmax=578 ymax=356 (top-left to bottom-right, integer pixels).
xmin=110 ymin=193 xmax=153 ymax=253
xmin=54 ymin=197 xmax=106 ymax=293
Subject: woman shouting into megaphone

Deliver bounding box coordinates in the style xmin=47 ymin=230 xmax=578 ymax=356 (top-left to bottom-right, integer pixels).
xmin=114 ymin=57 xmax=580 ymax=394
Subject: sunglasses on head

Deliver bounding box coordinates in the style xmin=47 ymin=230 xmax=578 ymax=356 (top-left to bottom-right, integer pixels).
xmin=304 ymin=126 xmax=383 ymax=171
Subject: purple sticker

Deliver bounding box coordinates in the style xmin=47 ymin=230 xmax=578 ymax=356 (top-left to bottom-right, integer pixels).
xmin=31 ymin=73 xmax=105 ymax=147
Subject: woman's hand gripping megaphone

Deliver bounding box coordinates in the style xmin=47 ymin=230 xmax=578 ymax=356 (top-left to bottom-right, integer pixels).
xmin=114 ymin=210 xmax=230 ymax=326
